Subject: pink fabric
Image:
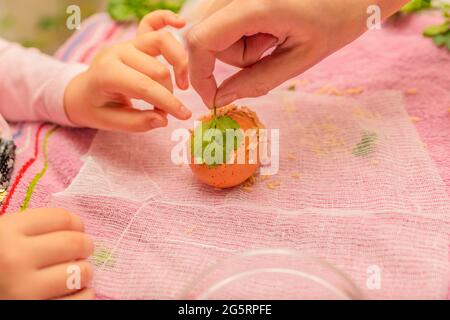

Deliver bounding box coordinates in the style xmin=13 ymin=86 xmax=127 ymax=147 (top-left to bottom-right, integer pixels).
xmin=299 ymin=15 xmax=450 ymax=198
xmin=52 ymin=89 xmax=449 ymax=299
xmin=0 ymin=38 xmax=87 ymax=126
xmin=1 ymin=12 xmax=449 ymax=298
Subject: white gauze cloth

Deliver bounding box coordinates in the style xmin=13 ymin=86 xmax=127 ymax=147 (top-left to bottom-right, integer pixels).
xmin=51 ymin=90 xmax=450 ymax=299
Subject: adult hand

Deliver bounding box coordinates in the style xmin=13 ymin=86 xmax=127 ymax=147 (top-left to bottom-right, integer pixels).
xmin=187 ymin=0 xmax=409 ymax=108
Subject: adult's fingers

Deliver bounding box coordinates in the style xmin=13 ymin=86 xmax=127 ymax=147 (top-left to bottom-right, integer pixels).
xmin=13 ymin=208 xmax=84 ymax=236
xmin=134 ymin=31 xmax=189 ymax=90
xmin=188 ymin=0 xmax=273 ymax=52
xmin=120 ymin=45 xmax=174 ymax=92
xmin=34 ymin=260 xmax=93 ymax=300
xmin=138 ymin=10 xmax=185 ymax=35
xmin=99 ymin=63 xmax=191 ymax=120
xmin=215 ymin=46 xmax=314 ymax=106
xmin=29 ymin=231 xmax=94 ymax=269
xmin=186 ymin=0 xmax=274 ymax=107
xmin=216 ymin=33 xmax=278 ymax=68
xmin=202 ymin=0 xmax=233 ymax=19
xmin=57 ymin=288 xmax=95 ymax=300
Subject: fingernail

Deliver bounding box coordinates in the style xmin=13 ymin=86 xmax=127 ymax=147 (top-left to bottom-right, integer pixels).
xmin=215 ymin=93 xmax=238 ymax=107
xmin=179 ymin=105 xmax=192 ymax=118
xmin=151 ymin=118 xmax=166 ymax=128
xmin=179 ymin=76 xmax=189 ymax=90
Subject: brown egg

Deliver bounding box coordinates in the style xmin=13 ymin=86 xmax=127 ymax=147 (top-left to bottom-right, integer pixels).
xmin=189 ymin=106 xmax=264 ymax=189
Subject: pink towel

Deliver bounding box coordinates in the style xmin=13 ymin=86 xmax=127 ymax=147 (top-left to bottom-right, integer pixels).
xmin=52 ymin=13 xmax=450 ymax=299
xmin=52 ymin=89 xmax=450 ymax=299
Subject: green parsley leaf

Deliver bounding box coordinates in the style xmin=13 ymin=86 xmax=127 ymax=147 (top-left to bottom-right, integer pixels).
xmin=353 ymin=132 xmax=378 ymax=157
xmin=215 ymin=115 xmax=241 ymax=132
xmin=191 ymin=115 xmax=243 ymax=167
xmin=92 ymin=248 xmax=116 ymax=268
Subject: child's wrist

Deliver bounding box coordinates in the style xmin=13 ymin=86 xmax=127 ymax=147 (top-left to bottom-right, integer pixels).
xmin=48 ymin=63 xmax=89 ymax=127
xmin=64 ymin=71 xmax=91 ymax=128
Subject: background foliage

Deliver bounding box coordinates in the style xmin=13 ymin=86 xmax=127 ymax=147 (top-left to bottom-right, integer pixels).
xmin=0 ymin=0 xmax=105 ymax=53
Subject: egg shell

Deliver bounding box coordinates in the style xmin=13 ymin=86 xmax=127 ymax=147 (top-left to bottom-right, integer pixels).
xmin=190 ymin=108 xmax=261 ymax=189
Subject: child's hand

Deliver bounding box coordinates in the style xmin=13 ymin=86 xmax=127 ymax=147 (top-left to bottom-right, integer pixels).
xmin=0 ymin=208 xmax=94 ymax=300
xmin=64 ymin=10 xmax=191 ymax=133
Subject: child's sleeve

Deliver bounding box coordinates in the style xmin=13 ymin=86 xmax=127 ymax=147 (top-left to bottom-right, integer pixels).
xmin=0 ymin=38 xmax=88 ymax=126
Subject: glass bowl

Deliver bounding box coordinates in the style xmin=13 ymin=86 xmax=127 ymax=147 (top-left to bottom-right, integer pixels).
xmin=181 ymin=248 xmax=363 ymax=300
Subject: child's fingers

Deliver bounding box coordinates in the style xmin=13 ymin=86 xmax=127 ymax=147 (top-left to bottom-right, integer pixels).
xmin=29 ymin=231 xmax=94 ymax=269
xmin=92 ymin=106 xmax=169 ymax=133
xmin=120 ymin=45 xmax=173 ymax=93
xmin=13 ymin=208 xmax=84 ymax=236
xmin=154 ymin=108 xmax=168 ymax=117
xmin=35 ymin=260 xmax=93 ymax=300
xmin=134 ymin=31 xmax=189 ymax=90
xmin=138 ymin=10 xmax=186 ymax=35
xmin=102 ymin=63 xmax=191 ymax=120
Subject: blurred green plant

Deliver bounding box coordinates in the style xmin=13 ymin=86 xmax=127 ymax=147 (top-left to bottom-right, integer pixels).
xmin=400 ymin=0 xmax=450 ymax=51
xmin=400 ymin=0 xmax=432 ymax=13
xmin=423 ymin=21 xmax=450 ymax=49
xmin=37 ymin=14 xmax=66 ymax=31
xmin=0 ymin=15 xmax=15 ymax=32
xmin=35 ymin=2 xmax=97 ymax=52
xmin=108 ymin=0 xmax=186 ymax=22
